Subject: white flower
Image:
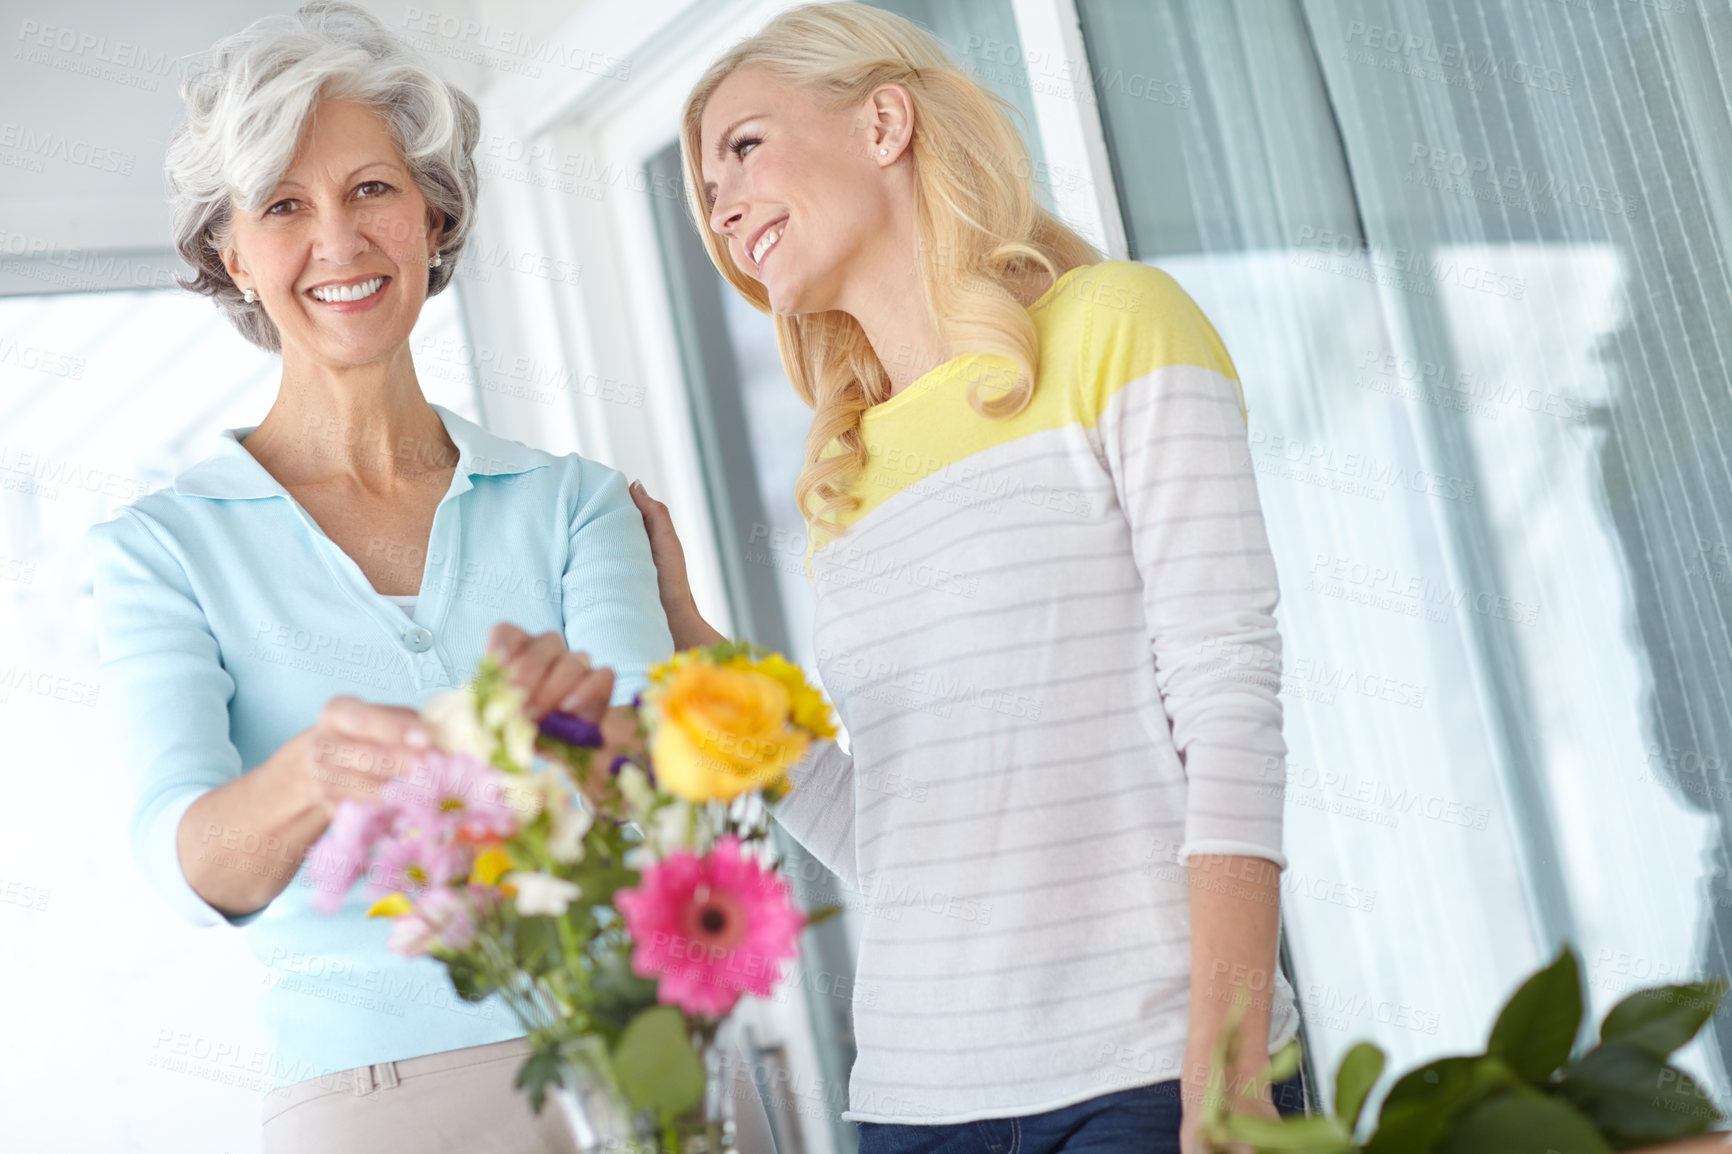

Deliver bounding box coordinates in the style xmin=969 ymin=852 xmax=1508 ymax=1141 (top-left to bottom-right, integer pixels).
xmin=481 ymin=685 xmax=528 ymax=730
xmin=541 ymin=769 xmax=594 ymax=864
xmin=495 ymin=774 xmax=544 ymax=821
xmin=421 ymin=688 xmax=491 ymax=761
xmin=646 ymin=798 xmax=712 ymax=858
xmin=502 ymin=715 xmax=537 ymax=770
xmin=505 ymin=871 xmax=581 ymax=917
xmin=616 ymin=765 xmax=658 ymax=817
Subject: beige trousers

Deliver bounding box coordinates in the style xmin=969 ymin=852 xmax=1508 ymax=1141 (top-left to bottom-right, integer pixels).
xmin=259 ymin=1037 xmax=582 ymax=1154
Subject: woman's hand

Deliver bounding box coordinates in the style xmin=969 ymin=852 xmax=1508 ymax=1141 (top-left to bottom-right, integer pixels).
xmin=1180 ymin=1071 xmax=1280 ymax=1154
xmin=487 ymin=623 xmax=616 ymax=722
xmin=286 ymin=695 xmax=434 ymax=818
xmin=486 ymin=623 xmax=643 ymax=807
xmin=179 ymin=695 xmax=435 ymax=916
xmin=629 ymin=480 xmax=727 ymax=650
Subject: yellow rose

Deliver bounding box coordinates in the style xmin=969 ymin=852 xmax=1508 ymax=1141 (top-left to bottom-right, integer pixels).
xmin=726 ymin=654 xmax=837 ymax=740
xmin=650 ymin=663 xmax=810 ymax=802
xmin=760 ymin=655 xmax=837 ymax=739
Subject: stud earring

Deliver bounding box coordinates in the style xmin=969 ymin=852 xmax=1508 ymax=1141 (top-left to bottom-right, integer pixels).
xmin=241 ymin=287 xmax=257 ymax=304
xmin=429 ymin=253 xmax=443 ymax=268
xmin=879 ymin=147 xmax=889 ymax=157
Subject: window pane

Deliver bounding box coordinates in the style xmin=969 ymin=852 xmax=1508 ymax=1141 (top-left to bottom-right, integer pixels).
xmin=869 ymin=0 xmax=1053 ymax=206
xmin=1081 ymin=0 xmax=1730 ymax=1112
xmin=1305 ymin=0 xmax=1732 ymax=1095
xmin=0 ymin=285 xmax=475 ymax=1153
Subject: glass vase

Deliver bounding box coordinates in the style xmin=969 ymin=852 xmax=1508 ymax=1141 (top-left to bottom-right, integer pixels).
xmin=550 ymin=1035 xmax=657 ymax=1153
xmin=545 ymin=1033 xmax=739 ymax=1153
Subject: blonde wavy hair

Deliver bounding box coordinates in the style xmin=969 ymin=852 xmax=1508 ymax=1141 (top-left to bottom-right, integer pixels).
xmin=679 ymin=2 xmax=1099 ymax=533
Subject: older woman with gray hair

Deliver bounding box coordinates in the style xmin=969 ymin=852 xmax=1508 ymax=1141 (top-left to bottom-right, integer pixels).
xmin=86 ymin=4 xmax=671 ymax=1150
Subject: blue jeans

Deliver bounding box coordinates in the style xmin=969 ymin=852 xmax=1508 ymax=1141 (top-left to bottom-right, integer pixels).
xmin=855 ymin=1070 xmax=1307 ymax=1154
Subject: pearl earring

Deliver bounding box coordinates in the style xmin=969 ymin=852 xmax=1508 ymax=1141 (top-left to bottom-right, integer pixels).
xmin=879 ymin=147 xmax=889 ymax=157
xmin=429 ymin=253 xmax=443 ymax=268
xmin=242 ymin=287 xmax=257 ymax=304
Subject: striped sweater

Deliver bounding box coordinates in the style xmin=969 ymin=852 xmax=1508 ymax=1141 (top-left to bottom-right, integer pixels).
xmin=772 ymin=261 xmax=1299 ymax=1125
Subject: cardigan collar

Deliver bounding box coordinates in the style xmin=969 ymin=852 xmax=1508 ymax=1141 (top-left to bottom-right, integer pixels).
xmin=172 ymin=403 xmax=546 ymax=500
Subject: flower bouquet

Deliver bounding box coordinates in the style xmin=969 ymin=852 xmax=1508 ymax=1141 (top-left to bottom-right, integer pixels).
xmin=305 ymin=641 xmax=839 ymax=1151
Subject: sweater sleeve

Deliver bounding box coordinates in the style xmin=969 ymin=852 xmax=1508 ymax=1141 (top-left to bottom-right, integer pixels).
xmin=561 ymin=462 xmax=677 ymax=705
xmin=87 ymin=508 xmax=265 ymax=927
xmin=770 ymin=740 xmax=858 ymax=890
xmin=1085 ymin=263 xmax=1289 ymax=869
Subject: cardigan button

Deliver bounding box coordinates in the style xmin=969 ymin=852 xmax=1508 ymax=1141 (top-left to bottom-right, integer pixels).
xmin=404 ymin=626 xmax=434 ymax=653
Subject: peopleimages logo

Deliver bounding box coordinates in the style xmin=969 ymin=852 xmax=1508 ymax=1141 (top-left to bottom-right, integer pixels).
xmin=1406 ymin=144 xmax=1637 ymax=219
xmin=1291 ymin=226 xmax=1526 ymax=300
xmin=1343 ymin=20 xmax=1572 ymax=94
xmin=0 ymin=123 xmax=134 ymax=175
xmin=400 ymin=8 xmax=630 ymax=79
xmin=1246 ymin=429 xmax=1477 ymax=502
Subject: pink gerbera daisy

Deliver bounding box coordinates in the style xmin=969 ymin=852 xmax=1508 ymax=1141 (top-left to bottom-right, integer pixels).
xmin=614 ymin=836 xmax=805 ymax=1018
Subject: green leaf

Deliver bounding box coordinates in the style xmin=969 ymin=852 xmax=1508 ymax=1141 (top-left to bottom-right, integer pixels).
xmin=1599 ymin=981 xmax=1727 ymax=1059
xmin=1265 ymin=1040 xmax=1302 ymax=1086
xmin=1487 ymin=946 xmax=1583 ymax=1085
xmin=611 ymin=1006 xmax=706 ymax=1123
xmin=511 ymin=915 xmax=562 ymax=977
xmin=1214 ymin=1112 xmax=1355 ymax=1151
xmin=1433 ymin=1090 xmax=1610 ymax=1154
xmin=440 ymin=952 xmax=495 ymax=1003
xmin=573 ymin=865 xmax=640 ymax=910
xmin=586 ymin=948 xmax=661 ymax=1041
xmin=513 ymin=1043 xmax=567 ymax=1114
xmin=1557 ymin=1041 xmax=1723 ymax=1146
xmin=1334 ymin=1042 xmax=1387 ymax=1135
xmin=1365 ymin=1056 xmax=1523 ymax=1154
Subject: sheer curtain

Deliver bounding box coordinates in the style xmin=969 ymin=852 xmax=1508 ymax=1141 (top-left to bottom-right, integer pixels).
xmin=1079 ymin=0 xmax=1731 ymax=1113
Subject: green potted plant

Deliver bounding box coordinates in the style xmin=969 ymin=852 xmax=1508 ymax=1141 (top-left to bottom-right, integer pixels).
xmin=1202 ymin=946 xmax=1727 ymax=1153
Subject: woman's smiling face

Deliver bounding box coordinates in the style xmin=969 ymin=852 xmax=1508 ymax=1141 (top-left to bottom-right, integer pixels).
xmin=699 ymin=66 xmax=902 ymax=317
xmin=222 ymin=99 xmax=441 ymax=369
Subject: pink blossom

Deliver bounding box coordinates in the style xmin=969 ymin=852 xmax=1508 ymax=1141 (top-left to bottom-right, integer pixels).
xmin=367 ymin=809 xmax=471 ymax=899
xmin=380 ymin=751 xmax=519 ymax=842
xmin=387 ymin=885 xmax=487 ymax=956
xmin=614 ymin=836 xmax=805 ymax=1018
xmin=306 ymin=800 xmax=396 ymax=914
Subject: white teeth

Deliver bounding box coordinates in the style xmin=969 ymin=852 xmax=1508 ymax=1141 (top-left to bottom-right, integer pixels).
xmin=752 ymin=223 xmax=785 ymax=266
xmin=310 ymin=277 xmax=385 ymax=303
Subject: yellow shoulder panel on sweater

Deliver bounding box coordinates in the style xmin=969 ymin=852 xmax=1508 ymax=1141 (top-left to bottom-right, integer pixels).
xmin=806 ymin=261 xmax=1245 ymax=558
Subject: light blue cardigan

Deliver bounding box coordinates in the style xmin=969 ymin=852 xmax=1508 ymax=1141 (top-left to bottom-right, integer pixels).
xmin=87 ymin=402 xmax=674 ymax=1088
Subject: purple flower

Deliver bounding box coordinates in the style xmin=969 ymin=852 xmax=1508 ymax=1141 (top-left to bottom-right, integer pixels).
xmin=539 ymin=710 xmax=603 ymax=749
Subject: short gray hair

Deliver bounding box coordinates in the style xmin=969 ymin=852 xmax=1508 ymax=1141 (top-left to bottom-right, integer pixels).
xmin=166 ymin=1 xmax=480 ymax=352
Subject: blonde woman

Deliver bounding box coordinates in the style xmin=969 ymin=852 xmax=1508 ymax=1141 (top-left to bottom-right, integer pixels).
xmin=627 ymin=3 xmax=1305 ymax=1152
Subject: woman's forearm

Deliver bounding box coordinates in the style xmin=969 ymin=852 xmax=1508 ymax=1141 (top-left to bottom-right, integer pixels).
xmin=1182 ymin=853 xmax=1284 ymax=1106
xmin=668 ymin=606 xmax=729 ymax=650
xmin=175 ymin=735 xmax=329 ymax=919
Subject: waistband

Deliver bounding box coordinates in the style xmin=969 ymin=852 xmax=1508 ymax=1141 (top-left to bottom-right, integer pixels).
xmin=261 ymin=1035 xmax=532 ymax=1121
